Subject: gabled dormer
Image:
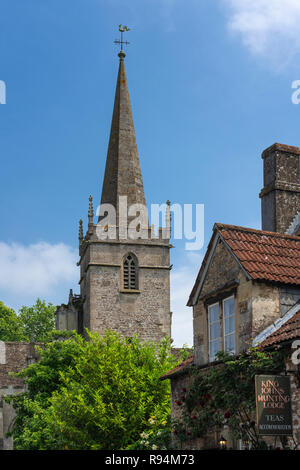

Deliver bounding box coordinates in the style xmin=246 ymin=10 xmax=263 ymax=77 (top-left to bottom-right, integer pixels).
xmin=188 ymin=223 xmax=300 ymax=365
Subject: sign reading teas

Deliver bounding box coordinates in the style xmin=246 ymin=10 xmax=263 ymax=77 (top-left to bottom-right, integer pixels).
xmin=255 ymin=375 xmax=293 ymax=436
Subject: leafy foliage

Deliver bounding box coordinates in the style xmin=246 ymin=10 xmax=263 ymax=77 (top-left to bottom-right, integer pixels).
xmin=0 ymin=301 xmax=26 ymax=341
xmin=126 ymin=414 xmax=171 ymax=450
xmin=7 ymin=330 xmax=180 ymax=450
xmin=0 ymin=299 xmax=56 ymax=343
xmin=18 ymin=298 xmax=56 ymax=342
xmin=5 ymin=337 xmax=81 ymax=448
xmin=172 ymin=348 xmax=286 ymax=449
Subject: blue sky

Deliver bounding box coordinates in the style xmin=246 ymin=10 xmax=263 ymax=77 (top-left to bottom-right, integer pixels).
xmin=1 ymin=0 xmax=300 ymax=346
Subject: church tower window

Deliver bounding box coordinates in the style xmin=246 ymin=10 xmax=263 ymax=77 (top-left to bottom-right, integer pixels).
xmin=123 ymin=254 xmax=138 ymax=290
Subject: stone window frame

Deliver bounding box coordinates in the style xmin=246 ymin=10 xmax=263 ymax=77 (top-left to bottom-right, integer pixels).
xmin=121 ymin=252 xmax=140 ymax=293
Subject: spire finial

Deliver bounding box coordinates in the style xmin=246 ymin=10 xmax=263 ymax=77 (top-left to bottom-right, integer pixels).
xmin=79 ymin=219 xmax=83 ymax=242
xmin=114 ymin=25 xmax=130 ymax=58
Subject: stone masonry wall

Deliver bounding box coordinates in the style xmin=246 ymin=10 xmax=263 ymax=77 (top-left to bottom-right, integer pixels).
xmin=170 ymin=373 xmax=207 ymax=450
xmin=260 ymin=144 xmax=300 ymax=233
xmin=280 ymin=287 xmax=300 ymax=316
xmin=251 ymin=282 xmax=281 ymax=338
xmin=79 ymin=238 xmax=171 ymax=343
xmin=193 ymin=240 xmax=283 ymax=366
xmin=170 ymin=371 xmax=235 ymax=450
xmin=286 ymin=356 xmax=300 ymax=446
xmin=0 ymin=342 xmax=41 ymax=450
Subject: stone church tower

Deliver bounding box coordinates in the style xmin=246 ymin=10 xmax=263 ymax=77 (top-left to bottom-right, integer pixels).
xmin=56 ymin=50 xmax=172 ymax=343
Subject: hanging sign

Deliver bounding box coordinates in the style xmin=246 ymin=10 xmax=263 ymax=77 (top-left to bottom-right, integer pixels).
xmin=255 ymin=375 xmax=293 ymax=436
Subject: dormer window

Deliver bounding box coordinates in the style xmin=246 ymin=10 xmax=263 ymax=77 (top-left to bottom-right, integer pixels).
xmin=208 ymin=295 xmax=236 ymax=362
xmin=123 ymin=254 xmax=138 ymax=290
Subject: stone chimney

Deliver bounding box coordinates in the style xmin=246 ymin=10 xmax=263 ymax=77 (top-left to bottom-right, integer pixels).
xmin=260 ymin=143 xmax=300 ymax=233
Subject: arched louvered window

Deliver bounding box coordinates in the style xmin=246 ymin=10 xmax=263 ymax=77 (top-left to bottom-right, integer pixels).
xmin=123 ymin=254 xmax=138 ymax=290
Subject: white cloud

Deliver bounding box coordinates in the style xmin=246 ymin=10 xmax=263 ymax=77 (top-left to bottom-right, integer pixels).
xmin=0 ymin=239 xmax=200 ymax=348
xmin=222 ymin=0 xmax=300 ymax=64
xmin=0 ymin=241 xmax=78 ymax=301
xmin=170 ymin=251 xmax=202 ymax=348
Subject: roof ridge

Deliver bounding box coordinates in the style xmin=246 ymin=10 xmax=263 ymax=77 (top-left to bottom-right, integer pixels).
xmin=258 ymin=309 xmax=300 ymax=348
xmin=253 ymin=302 xmax=300 ymax=346
xmin=215 ymin=223 xmax=300 ymax=241
xmin=188 ymin=223 xmax=300 ymax=308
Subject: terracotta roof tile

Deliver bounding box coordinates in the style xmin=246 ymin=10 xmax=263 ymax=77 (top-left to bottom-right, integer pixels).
xmin=160 ymin=355 xmax=194 ymax=380
xmin=260 ymin=310 xmax=300 ymax=348
xmin=218 ymin=224 xmax=300 ymax=286
xmin=188 ymin=223 xmax=300 ymax=306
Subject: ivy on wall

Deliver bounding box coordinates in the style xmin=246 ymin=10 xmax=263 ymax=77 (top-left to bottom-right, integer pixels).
xmin=172 ymin=348 xmax=288 ymax=450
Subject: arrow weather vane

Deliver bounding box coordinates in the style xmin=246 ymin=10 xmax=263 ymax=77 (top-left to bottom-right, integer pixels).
xmin=114 ymin=24 xmax=130 ymax=51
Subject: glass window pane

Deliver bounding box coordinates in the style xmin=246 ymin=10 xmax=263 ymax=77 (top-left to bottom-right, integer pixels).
xmin=210 ymin=340 xmax=221 ymax=360
xmin=225 ymin=316 xmax=234 ymax=335
xmin=225 ymin=334 xmax=235 ymax=353
xmin=209 ymin=304 xmax=219 ymax=323
xmin=209 ymin=303 xmax=221 ymax=361
xmin=224 ymin=297 xmax=234 ymax=318
xmin=210 ymin=322 xmax=220 ymax=341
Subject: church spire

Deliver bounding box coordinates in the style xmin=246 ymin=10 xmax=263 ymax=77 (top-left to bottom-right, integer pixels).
xmin=99 ymin=47 xmax=146 ymax=222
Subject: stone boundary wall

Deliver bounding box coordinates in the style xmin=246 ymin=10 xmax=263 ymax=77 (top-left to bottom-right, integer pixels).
xmin=0 ymin=341 xmax=41 ymax=450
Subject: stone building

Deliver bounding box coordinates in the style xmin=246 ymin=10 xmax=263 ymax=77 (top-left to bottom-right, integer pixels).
xmin=161 ymin=143 xmax=300 ymax=449
xmin=0 ymin=341 xmax=40 ymax=450
xmin=56 ymin=50 xmax=172 ymax=343
xmin=0 ymin=49 xmax=172 ymax=451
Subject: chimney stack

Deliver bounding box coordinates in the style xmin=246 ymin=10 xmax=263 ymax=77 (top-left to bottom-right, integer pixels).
xmin=260 ymin=143 xmax=300 ymax=233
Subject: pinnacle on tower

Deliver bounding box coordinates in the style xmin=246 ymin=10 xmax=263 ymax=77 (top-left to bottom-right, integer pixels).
xmin=88 ymin=195 xmax=94 ymax=235
xmin=79 ymin=219 xmax=83 ymax=242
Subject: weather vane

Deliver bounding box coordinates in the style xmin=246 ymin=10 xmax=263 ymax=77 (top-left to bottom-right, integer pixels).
xmin=114 ymin=25 xmax=130 ymax=51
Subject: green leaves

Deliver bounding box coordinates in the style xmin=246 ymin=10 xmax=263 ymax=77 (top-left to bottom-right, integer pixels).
xmin=0 ymin=301 xmax=26 ymax=341
xmin=18 ymin=298 xmax=56 ymax=343
xmin=0 ymin=298 xmax=56 ymax=343
xmin=8 ymin=330 xmax=179 ymax=450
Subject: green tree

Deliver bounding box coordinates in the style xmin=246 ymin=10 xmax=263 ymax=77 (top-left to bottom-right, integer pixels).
xmin=0 ymin=299 xmax=56 ymax=343
xmin=18 ymin=298 xmax=56 ymax=343
xmin=0 ymin=301 xmax=26 ymax=341
xmin=7 ymin=331 xmax=180 ymax=450
xmin=6 ymin=336 xmax=80 ymax=448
